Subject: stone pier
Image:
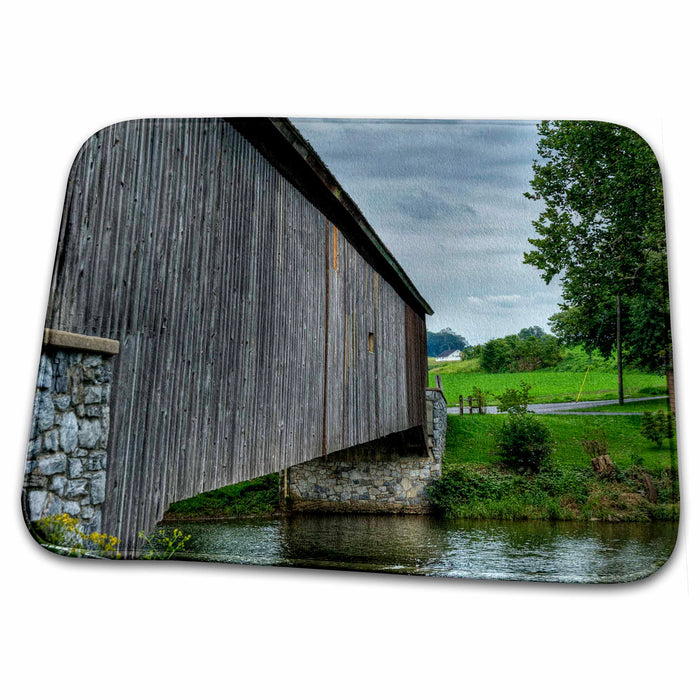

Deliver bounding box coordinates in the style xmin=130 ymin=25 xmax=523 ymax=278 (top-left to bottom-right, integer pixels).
xmin=281 ymin=389 xmax=447 ymax=513
xmin=23 ymin=330 xmax=118 ymax=533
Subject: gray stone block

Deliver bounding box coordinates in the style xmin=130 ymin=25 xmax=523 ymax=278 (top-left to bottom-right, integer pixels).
xmin=53 ymin=374 xmax=68 ymax=394
xmin=54 ymin=352 xmax=68 ymax=375
xmin=99 ymin=416 xmax=109 ymax=448
xmin=38 ymin=453 xmax=66 ymax=476
xmin=26 ymin=437 xmax=41 ymax=459
xmin=68 ymin=458 xmax=83 ymax=478
xmin=27 ymin=491 xmax=48 ymax=521
xmin=90 ymin=472 xmax=106 ymax=504
xmin=88 ymin=510 xmax=102 ymax=533
xmin=68 ymin=352 xmax=83 ymax=366
xmin=26 ymin=472 xmax=47 ymax=489
xmin=37 ymin=355 xmax=53 ymax=389
xmin=65 ymin=479 xmax=89 ymax=499
xmin=54 ymin=394 xmax=71 ymax=411
xmin=45 ymin=495 xmax=64 ymax=516
xmin=70 ymin=371 xmax=84 ymax=405
xmin=60 ymin=412 xmax=79 ymax=453
xmin=86 ymin=452 xmax=106 ymax=471
xmin=83 ymin=354 xmax=102 ymax=368
xmin=96 ymin=364 xmax=112 ymax=384
xmin=50 ymin=476 xmax=67 ymax=495
xmin=78 ymin=419 xmax=101 ymax=449
xmin=44 ymin=429 xmax=59 ymax=452
xmin=64 ymin=500 xmax=81 ymax=516
xmin=34 ymin=391 xmax=54 ymax=432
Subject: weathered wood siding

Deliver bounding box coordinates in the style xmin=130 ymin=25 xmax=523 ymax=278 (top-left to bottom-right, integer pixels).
xmin=46 ymin=118 xmax=427 ymax=549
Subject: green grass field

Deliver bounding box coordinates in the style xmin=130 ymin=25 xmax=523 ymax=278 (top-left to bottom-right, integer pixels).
xmin=429 ymin=369 xmax=667 ymax=406
xmin=443 ymin=413 xmax=675 ymax=474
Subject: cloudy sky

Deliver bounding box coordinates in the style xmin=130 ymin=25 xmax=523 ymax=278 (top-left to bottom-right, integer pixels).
xmin=292 ymin=118 xmax=563 ymax=346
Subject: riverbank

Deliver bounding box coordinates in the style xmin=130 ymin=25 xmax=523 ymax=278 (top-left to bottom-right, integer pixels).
xmin=163 ymin=473 xmax=279 ymax=520
xmin=430 ymin=414 xmax=679 ymax=522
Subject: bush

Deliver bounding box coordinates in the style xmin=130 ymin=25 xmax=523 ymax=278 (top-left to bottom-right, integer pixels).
xmin=495 ymin=413 xmax=554 ymax=474
xmin=471 ymin=386 xmax=487 ymax=414
xmin=426 ymin=466 xmax=505 ymax=515
xmin=640 ymin=410 xmax=675 ymax=448
xmin=494 ymin=381 xmax=532 ymax=414
xmin=534 ymin=463 xmax=589 ymax=503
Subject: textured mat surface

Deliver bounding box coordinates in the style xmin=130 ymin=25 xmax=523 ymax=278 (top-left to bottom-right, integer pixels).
xmin=22 ymin=118 xmax=678 ymax=581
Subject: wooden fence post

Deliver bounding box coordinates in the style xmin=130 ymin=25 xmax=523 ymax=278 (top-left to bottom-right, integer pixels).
xmin=459 ymin=395 xmax=464 ymax=416
xmin=468 ymin=395 xmax=473 ymax=415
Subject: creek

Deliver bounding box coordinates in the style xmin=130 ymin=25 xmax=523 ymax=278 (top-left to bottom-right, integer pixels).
xmin=164 ymin=513 xmax=677 ymax=583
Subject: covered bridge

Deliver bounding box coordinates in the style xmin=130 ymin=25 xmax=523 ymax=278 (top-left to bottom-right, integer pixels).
xmin=26 ymin=117 xmax=436 ymax=553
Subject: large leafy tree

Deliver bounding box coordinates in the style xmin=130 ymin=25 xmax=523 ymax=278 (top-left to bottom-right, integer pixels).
xmin=524 ymin=120 xmax=670 ymax=403
xmin=427 ymin=328 xmax=468 ymax=357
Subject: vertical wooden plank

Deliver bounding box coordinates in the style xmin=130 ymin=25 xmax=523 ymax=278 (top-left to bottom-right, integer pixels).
xmin=47 ymin=118 xmax=429 ymax=549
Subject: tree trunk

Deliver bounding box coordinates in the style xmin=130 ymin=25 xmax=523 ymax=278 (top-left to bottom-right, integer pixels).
xmin=666 ymin=365 xmax=675 ymax=416
xmin=617 ymin=292 xmax=624 ymax=405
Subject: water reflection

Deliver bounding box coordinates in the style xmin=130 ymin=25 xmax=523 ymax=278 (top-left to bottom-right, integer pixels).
xmin=170 ymin=514 xmax=677 ymax=583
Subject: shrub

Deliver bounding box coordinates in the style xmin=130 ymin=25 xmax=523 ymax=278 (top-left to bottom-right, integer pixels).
xmin=534 ymin=462 xmax=589 ymax=503
xmin=426 ymin=467 xmax=505 ymax=515
xmin=495 ymin=413 xmax=554 ymax=474
xmin=471 ymin=386 xmax=487 ymax=414
xmin=640 ymin=410 xmax=675 ymax=448
xmin=494 ymin=381 xmax=532 ymax=415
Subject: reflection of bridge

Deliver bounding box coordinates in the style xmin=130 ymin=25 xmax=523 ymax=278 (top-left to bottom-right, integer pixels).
xmin=24 ymin=118 xmax=439 ymax=555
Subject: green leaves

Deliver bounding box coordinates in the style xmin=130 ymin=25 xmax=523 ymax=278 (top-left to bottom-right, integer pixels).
xmin=524 ymin=120 xmax=670 ymax=373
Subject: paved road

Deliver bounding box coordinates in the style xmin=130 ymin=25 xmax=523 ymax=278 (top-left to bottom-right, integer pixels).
xmin=446 ymin=395 xmax=669 ymax=416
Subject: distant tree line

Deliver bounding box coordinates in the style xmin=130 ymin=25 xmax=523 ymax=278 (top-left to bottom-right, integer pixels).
xmin=465 ymin=326 xmax=563 ymax=373
xmin=427 ymin=328 xmax=469 ymax=357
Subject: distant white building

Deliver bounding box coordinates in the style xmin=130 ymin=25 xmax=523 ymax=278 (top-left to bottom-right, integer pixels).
xmin=435 ymin=349 xmax=462 ymax=362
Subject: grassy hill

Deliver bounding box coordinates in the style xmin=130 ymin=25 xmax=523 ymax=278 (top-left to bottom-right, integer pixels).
xmin=428 ymin=346 xmax=667 ymax=406
xmin=429 ymin=369 xmax=666 ymax=406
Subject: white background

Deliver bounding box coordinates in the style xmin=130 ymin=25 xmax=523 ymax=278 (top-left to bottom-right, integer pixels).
xmin=2 ymin=2 xmax=697 ymax=698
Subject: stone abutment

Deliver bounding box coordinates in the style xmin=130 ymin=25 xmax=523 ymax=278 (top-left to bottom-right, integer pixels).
xmin=281 ymin=389 xmax=447 ymax=513
xmin=23 ymin=331 xmax=119 ymax=534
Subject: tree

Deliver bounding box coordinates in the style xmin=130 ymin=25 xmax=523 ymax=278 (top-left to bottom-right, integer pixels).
xmin=480 ymin=331 xmax=562 ymax=373
xmin=524 ymin=120 xmax=670 ymax=404
xmin=518 ymin=325 xmax=546 ymax=340
xmin=427 ymin=328 xmax=468 ymax=357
